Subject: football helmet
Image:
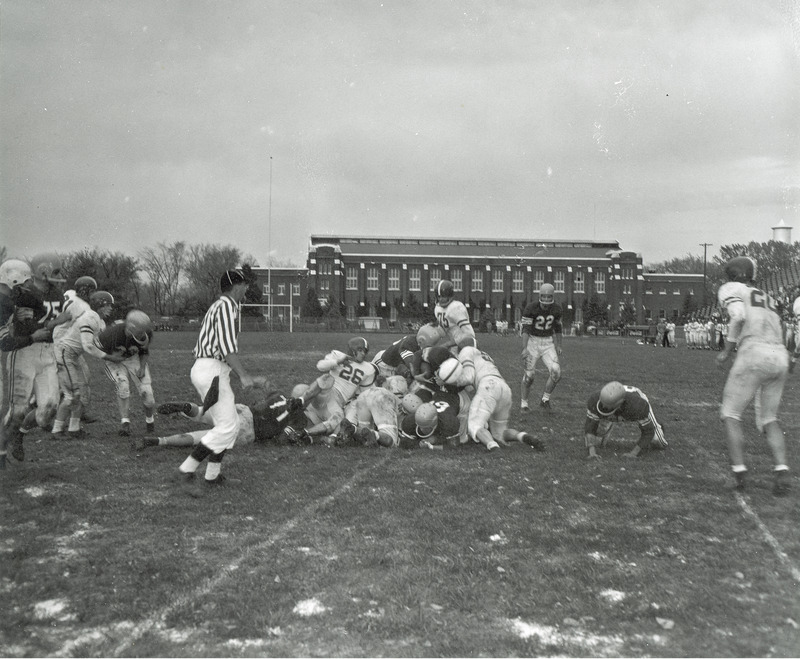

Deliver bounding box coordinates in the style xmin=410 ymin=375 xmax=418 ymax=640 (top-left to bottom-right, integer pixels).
xmin=437 ymin=357 xmax=463 ymax=385
xmin=724 ymin=256 xmax=757 ymax=284
xmin=416 ymin=324 xmax=442 ymax=349
xmin=0 ymin=259 xmax=33 ymax=290
xmin=30 ymin=253 xmax=67 ymax=284
xmin=415 ymin=402 xmax=439 ymax=435
xmin=74 ymin=276 xmax=98 ymax=299
xmin=383 ymin=375 xmax=408 ymax=398
xmin=401 ymin=392 xmax=424 ymax=415
xmin=436 ymin=279 xmax=455 ymax=305
xmin=291 ymin=383 xmax=310 ymax=399
xmin=347 ymin=336 xmax=369 ymax=359
xmin=539 ymin=283 xmax=555 ymax=306
xmin=89 ymin=291 xmax=114 ymax=310
xmin=598 ymin=381 xmax=626 ymax=415
xmin=125 ymin=309 xmax=153 ymax=344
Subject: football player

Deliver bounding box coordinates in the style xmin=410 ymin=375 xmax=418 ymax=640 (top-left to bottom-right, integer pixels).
xmin=316 ymin=336 xmax=379 ymax=436
xmin=584 ymin=381 xmax=667 ymax=459
xmin=50 ymin=285 xmax=115 ymax=440
xmin=372 ymin=334 xmax=421 ymax=382
xmin=94 ymin=309 xmax=157 ymax=437
xmin=436 ymin=347 xmax=544 ymax=452
xmin=48 ymin=277 xmax=99 ymax=438
xmin=2 ymin=254 xmax=65 ymax=463
xmin=399 ymin=400 xmax=461 ymax=450
xmin=433 ymin=279 xmax=476 ymax=350
xmin=717 ymin=256 xmax=791 ymax=496
xmin=520 ymin=283 xmax=563 ymax=412
xmin=339 ymin=375 xmax=408 ymax=448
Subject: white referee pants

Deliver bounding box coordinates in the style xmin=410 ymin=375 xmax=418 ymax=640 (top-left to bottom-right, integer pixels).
xmin=190 ymin=358 xmax=240 ymax=453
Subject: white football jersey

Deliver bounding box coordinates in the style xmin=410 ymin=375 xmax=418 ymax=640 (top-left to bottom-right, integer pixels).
xmin=793 ymin=296 xmax=800 ymax=317
xmin=435 ymin=300 xmax=475 ymax=348
xmin=457 ymin=346 xmax=503 ymax=386
xmin=318 ymin=352 xmax=377 ymax=405
xmin=717 ymin=281 xmax=783 ymax=346
xmin=53 ymin=293 xmax=91 ymax=347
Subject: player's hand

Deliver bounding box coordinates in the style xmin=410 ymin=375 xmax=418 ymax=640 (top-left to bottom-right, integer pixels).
xmin=716 ymin=352 xmax=731 ymax=368
xmin=239 ymin=374 xmax=255 ymax=389
xmin=556 ymin=346 xmax=563 ymax=356
xmin=31 ymin=328 xmax=50 ymax=343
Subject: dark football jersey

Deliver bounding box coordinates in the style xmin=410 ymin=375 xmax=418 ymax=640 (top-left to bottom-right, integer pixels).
xmin=400 ymin=408 xmax=460 ymax=447
xmin=378 ymin=335 xmax=419 ymax=368
xmin=584 ymin=388 xmax=650 ymax=434
xmin=245 ymin=390 xmax=306 ymax=441
xmin=96 ymin=321 xmax=152 ymax=358
xmin=520 ymin=301 xmax=563 ymax=337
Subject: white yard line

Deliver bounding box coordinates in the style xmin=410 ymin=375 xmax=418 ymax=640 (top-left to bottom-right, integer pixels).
xmin=56 ymin=454 xmax=392 ymax=658
xmin=735 ymin=493 xmax=800 ymax=583
xmin=696 ymin=444 xmax=800 ymax=584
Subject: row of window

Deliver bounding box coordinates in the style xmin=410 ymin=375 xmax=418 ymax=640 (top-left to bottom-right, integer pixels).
xmin=336 ymin=266 xmax=607 ymax=294
xmin=262 ymin=283 xmax=302 ymax=297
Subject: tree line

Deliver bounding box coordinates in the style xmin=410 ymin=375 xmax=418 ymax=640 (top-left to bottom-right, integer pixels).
xmin=1 ymin=239 xmax=799 ymax=321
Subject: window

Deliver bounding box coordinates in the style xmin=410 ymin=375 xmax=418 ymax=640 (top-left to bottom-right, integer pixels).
xmin=429 ymin=267 xmax=442 ymax=291
xmin=346 ymin=266 xmax=358 ymax=290
xmin=277 ymin=284 xmax=286 ymax=296
xmin=388 ymin=266 xmax=400 ymax=291
xmin=573 ymin=270 xmax=584 ymax=293
xmin=319 ymin=261 xmax=332 ymax=275
xmin=659 ymin=287 xmax=667 ymax=295
xmin=688 ymin=287 xmax=694 ymax=295
xmin=512 ymin=270 xmax=524 ymax=293
xmin=319 ymin=279 xmax=330 ymax=293
xmin=451 ymin=270 xmax=463 ymax=292
xmin=472 ymin=307 xmax=481 ymax=322
xmin=367 ymin=266 xmax=379 ymax=291
xmin=554 ymin=271 xmax=565 ymax=293
xmin=471 ymin=270 xmax=484 ymax=292
xmin=346 ymin=305 xmax=356 ymax=321
xmin=623 ymin=283 xmax=632 ymax=295
xmin=673 ymin=288 xmax=681 ymax=295
xmin=409 ymin=267 xmax=421 ymax=291
xmin=292 ymin=283 xmax=300 ymax=297
xmin=621 ymin=267 xmax=634 ymax=279
xmin=492 ymin=269 xmax=504 ymax=292
xmin=390 ymin=307 xmax=398 ymax=323
xmin=262 ymin=284 xmax=270 ymax=296
xmin=595 ymin=272 xmax=606 ymax=294
xmin=533 ymin=270 xmax=545 ymax=289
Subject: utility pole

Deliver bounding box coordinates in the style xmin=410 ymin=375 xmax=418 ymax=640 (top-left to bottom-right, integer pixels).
xmin=268 ymin=156 xmax=273 ymax=330
xmin=700 ymin=242 xmax=713 ymax=308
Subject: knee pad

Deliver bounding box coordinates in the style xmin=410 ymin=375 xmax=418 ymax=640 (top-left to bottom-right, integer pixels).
xmin=549 ymin=364 xmax=562 ymax=383
xmin=115 ymin=380 xmax=131 ymax=399
xmin=522 ymin=373 xmax=533 ymax=387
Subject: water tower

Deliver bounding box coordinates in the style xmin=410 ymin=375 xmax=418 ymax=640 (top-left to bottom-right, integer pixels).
xmin=772 ymin=219 xmax=793 ymax=243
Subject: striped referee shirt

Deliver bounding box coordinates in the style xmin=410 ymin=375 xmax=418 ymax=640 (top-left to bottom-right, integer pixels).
xmin=193 ymin=295 xmax=239 ymax=360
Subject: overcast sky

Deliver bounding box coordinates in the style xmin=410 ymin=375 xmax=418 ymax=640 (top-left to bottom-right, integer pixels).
xmin=2 ymin=1 xmax=798 ymax=268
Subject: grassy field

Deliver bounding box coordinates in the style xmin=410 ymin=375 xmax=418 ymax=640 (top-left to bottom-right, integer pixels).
xmin=1 ymin=331 xmax=799 ymax=658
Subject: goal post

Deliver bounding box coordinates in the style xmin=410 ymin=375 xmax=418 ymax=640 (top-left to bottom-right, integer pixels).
xmin=240 ymin=303 xmax=295 ymax=332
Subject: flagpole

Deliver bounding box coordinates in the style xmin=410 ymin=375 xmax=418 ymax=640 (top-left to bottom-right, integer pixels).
xmin=268 ymin=156 xmax=273 ymax=329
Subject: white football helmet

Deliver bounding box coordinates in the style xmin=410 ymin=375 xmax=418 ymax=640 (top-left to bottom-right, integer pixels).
xmin=125 ymin=310 xmax=153 ymax=344
xmin=383 ymin=375 xmax=408 ymax=398
xmin=598 ymin=381 xmax=626 ymax=415
xmin=0 ymin=259 xmax=33 ymax=290
xmin=291 ymin=383 xmax=311 ymax=399
xmin=402 ymin=392 xmax=424 ymax=415
xmin=415 ymin=402 xmax=438 ymax=436
xmin=539 ymin=283 xmax=555 ymax=306
xmin=437 ymin=357 xmax=463 ymax=385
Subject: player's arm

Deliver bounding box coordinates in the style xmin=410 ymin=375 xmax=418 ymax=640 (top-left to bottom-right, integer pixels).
xmin=552 ymin=313 xmax=564 ymax=354
xmin=717 ymin=298 xmax=745 ymax=366
xmin=584 ymin=407 xmax=603 ymax=459
xmin=519 ymin=314 xmax=532 ymax=358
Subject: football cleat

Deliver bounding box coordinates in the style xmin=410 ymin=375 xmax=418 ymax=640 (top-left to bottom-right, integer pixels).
xmin=539 ymin=399 xmax=553 ymax=413
xmin=734 ymin=470 xmax=747 ymax=491
xmin=135 ymin=436 xmax=159 ymax=451
xmin=146 ymin=422 xmax=155 ymax=434
xmin=773 ymin=469 xmax=790 ymax=497
xmin=158 ymin=402 xmax=194 ymax=416
xmin=486 ymin=440 xmax=500 ymax=451
xmin=118 ymin=422 xmax=131 ymax=437
xmin=81 ymin=412 xmax=99 ymax=424
xmin=338 ymin=419 xmax=357 ymax=446
xmin=204 ymin=474 xmax=241 ymax=487
xmin=355 ymin=427 xmax=378 ymax=447
xmin=9 ymin=433 xmax=24 ymax=462
xmin=520 ymin=433 xmax=545 ymax=452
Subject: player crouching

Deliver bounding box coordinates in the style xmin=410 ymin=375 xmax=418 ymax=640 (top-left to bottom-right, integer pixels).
xmin=584 ymin=381 xmax=667 ymax=459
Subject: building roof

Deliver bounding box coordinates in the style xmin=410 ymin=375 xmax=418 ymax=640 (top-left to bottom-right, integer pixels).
xmin=308 ymin=234 xmax=628 ymax=263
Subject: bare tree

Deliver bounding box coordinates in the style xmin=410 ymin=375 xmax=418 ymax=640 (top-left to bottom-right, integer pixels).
xmin=183 ymin=243 xmax=242 ymax=313
xmin=140 ymin=241 xmax=187 ymax=317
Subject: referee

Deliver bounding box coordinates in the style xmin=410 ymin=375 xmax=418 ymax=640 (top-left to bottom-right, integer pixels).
xmin=175 ymin=269 xmax=254 ymax=493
